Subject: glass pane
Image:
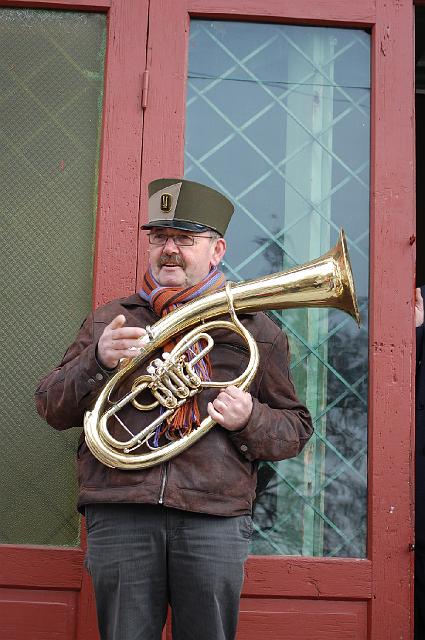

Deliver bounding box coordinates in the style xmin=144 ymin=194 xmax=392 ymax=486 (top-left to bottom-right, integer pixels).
xmin=0 ymin=9 xmax=106 ymax=545
xmin=185 ymin=20 xmax=370 ymax=557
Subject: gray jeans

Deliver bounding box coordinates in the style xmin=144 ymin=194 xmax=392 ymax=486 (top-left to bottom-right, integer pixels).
xmin=85 ymin=503 xmax=252 ymax=640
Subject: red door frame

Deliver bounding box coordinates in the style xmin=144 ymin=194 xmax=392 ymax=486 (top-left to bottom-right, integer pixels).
xmin=0 ymin=1 xmax=148 ymax=638
xmin=140 ymin=1 xmax=416 ymax=638
xmin=368 ymin=3 xmax=415 ymax=638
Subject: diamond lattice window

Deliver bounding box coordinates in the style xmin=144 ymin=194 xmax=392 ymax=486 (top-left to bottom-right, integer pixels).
xmin=185 ymin=20 xmax=370 ymax=557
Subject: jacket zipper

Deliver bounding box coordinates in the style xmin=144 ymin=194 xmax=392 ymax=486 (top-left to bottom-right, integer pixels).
xmin=157 ymin=343 xmax=246 ymax=505
xmin=158 ymin=462 xmax=168 ymax=504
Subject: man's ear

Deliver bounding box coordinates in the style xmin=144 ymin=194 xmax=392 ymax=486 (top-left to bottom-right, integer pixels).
xmin=210 ymin=237 xmax=226 ymax=267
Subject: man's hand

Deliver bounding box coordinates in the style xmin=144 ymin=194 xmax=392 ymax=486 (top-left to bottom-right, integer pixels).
xmin=416 ymin=288 xmax=424 ymax=328
xmin=207 ymin=385 xmax=253 ymax=432
xmin=97 ymin=314 xmax=147 ymax=369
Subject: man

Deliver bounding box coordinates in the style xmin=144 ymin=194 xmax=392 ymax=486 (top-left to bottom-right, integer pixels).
xmin=36 ymin=178 xmax=313 ymax=640
xmin=416 ymin=285 xmax=425 ymax=639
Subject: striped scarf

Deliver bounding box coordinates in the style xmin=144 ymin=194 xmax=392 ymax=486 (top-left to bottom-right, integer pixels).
xmin=139 ymin=267 xmax=226 ymax=444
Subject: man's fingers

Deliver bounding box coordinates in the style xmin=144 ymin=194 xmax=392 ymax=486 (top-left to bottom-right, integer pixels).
xmin=213 ymin=399 xmax=230 ymax=413
xmin=109 ymin=314 xmax=127 ymax=330
xmin=213 ymin=394 xmax=235 ymax=411
xmin=109 ymin=338 xmax=144 ymax=351
xmin=207 ymin=402 xmax=224 ymax=422
xmin=106 ymin=315 xmax=147 ymax=342
xmin=223 ymin=385 xmax=245 ymax=399
xmin=216 ymin=387 xmax=250 ymax=407
xmin=111 ymin=326 xmax=147 ymax=340
xmin=97 ymin=315 xmax=148 ymax=369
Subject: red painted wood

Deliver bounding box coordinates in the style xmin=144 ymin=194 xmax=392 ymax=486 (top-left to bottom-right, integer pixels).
xmin=0 ymin=588 xmax=78 ymax=640
xmin=188 ymin=0 xmax=375 ymax=27
xmin=243 ymin=557 xmax=371 ymax=599
xmin=0 ymin=546 xmax=83 ymax=589
xmin=137 ymin=0 xmax=190 ymax=286
xmin=162 ymin=611 xmax=172 ymax=640
xmin=237 ymin=599 xmax=367 ymax=640
xmin=93 ymin=0 xmax=148 ymax=304
xmin=368 ymin=1 xmax=416 ymax=639
xmin=0 ymin=0 xmax=111 ymax=8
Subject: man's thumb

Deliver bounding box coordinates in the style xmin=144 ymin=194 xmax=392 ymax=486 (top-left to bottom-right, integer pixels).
xmin=109 ymin=314 xmax=126 ymax=329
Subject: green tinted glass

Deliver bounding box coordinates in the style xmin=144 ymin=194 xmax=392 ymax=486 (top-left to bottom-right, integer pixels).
xmin=185 ymin=21 xmax=370 ymax=557
xmin=0 ymin=9 xmax=106 ymax=545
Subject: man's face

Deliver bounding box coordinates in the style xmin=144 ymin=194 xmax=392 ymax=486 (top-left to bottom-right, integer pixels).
xmin=148 ymin=227 xmax=226 ymax=287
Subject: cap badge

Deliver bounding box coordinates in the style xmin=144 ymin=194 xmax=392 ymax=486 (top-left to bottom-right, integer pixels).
xmin=160 ymin=193 xmax=172 ymax=212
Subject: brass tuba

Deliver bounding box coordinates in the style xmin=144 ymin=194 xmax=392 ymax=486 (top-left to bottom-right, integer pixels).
xmin=84 ymin=229 xmax=360 ymax=470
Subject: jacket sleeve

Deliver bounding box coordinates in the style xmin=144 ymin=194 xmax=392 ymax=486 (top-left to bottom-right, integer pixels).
xmin=228 ymin=330 xmax=313 ymax=462
xmin=35 ymin=314 xmax=116 ymax=430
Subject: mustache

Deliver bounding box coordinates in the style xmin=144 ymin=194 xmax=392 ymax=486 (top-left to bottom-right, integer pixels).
xmin=158 ymin=253 xmax=185 ymax=268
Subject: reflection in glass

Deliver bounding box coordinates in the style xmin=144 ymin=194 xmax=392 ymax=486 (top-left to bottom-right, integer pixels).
xmin=185 ymin=20 xmax=370 ymax=557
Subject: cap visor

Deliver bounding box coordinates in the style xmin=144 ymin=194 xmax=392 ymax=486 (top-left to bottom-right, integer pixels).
xmin=141 ymin=219 xmax=212 ymax=233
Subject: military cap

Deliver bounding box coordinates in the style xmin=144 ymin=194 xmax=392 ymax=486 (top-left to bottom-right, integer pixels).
xmin=142 ymin=178 xmax=234 ymax=236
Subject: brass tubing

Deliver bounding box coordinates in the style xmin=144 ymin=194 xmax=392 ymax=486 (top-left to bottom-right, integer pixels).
xmin=84 ymin=229 xmax=360 ymax=470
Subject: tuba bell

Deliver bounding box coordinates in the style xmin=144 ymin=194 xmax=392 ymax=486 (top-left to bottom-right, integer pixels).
xmin=84 ymin=229 xmax=360 ymax=470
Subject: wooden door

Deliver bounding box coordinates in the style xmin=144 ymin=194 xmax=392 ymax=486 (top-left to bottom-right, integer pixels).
xmin=138 ymin=1 xmax=416 ymax=638
xmin=0 ymin=1 xmax=148 ymax=638
xmin=0 ymin=1 xmax=416 ymax=639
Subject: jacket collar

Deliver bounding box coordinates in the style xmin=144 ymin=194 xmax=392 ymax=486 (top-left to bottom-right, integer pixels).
xmin=120 ymin=293 xmax=150 ymax=308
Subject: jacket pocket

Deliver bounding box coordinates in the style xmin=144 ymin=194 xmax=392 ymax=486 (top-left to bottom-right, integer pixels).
xmin=77 ymin=440 xmax=161 ymax=489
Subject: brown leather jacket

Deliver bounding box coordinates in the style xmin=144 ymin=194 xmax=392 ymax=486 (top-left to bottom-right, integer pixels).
xmin=35 ymin=294 xmax=313 ymax=516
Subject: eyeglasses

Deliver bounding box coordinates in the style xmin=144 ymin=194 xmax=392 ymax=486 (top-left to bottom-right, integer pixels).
xmin=147 ymin=232 xmax=215 ymax=246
